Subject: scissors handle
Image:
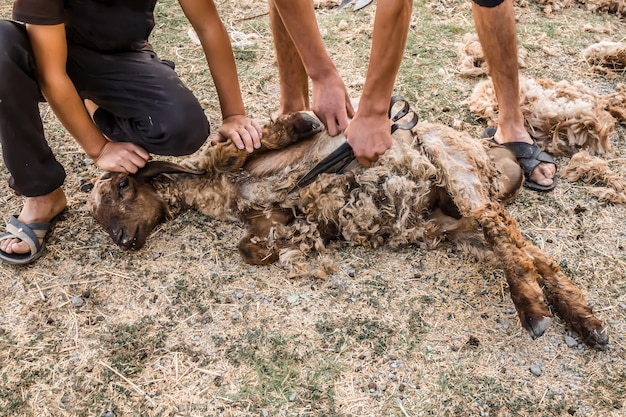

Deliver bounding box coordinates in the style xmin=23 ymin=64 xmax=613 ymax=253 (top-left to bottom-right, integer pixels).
xmin=389 ymin=95 xmax=419 ymax=133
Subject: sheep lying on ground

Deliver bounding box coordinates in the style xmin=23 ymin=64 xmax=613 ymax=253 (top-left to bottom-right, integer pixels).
xmin=88 ymin=111 xmax=608 ymax=348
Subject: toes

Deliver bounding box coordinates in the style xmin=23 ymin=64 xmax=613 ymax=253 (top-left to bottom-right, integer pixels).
xmin=1 ymin=238 xmax=34 ymax=255
xmin=529 ymin=163 xmax=556 ymax=187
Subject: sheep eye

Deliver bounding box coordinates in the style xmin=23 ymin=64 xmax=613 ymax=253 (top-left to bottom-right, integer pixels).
xmin=117 ymin=178 xmax=130 ymax=198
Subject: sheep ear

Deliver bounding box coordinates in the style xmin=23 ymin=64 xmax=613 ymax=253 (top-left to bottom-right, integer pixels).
xmin=133 ymin=161 xmax=205 ymax=182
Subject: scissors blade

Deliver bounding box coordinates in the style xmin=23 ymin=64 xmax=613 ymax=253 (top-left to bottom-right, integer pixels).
xmin=288 ymin=141 xmax=354 ymax=194
xmin=337 ymin=0 xmax=355 ymax=10
xmin=352 ymin=0 xmax=373 ymax=10
xmin=287 ymin=95 xmax=418 ymax=194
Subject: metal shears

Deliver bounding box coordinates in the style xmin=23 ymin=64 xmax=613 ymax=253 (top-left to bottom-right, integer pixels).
xmin=287 ymin=95 xmax=418 ymax=194
xmin=338 ymin=0 xmax=374 ymax=11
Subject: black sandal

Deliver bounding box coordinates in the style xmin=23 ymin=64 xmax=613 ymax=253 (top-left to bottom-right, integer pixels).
xmin=483 ymin=127 xmax=558 ymax=192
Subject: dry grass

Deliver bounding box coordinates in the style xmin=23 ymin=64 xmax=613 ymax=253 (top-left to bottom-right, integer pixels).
xmin=1 ymin=0 xmax=625 ymax=416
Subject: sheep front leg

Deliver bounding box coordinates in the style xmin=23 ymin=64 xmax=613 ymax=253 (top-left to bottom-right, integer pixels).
xmin=238 ymin=232 xmax=280 ymax=265
xmin=238 ymin=208 xmax=294 ymax=265
xmin=526 ymin=246 xmax=609 ymax=348
xmin=477 ymin=204 xmax=554 ymax=339
xmin=214 ymin=112 xmax=323 ymax=172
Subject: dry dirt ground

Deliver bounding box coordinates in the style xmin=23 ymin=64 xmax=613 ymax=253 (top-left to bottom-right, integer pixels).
xmin=1 ymin=0 xmax=625 ymax=416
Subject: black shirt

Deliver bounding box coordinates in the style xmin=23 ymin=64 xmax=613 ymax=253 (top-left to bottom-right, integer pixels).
xmin=13 ymin=0 xmax=157 ymax=52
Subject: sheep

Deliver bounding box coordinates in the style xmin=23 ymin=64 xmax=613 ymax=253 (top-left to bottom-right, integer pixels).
xmin=88 ymin=111 xmax=608 ymax=348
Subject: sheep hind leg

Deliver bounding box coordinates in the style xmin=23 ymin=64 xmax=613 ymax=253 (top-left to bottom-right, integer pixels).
xmin=478 ymin=204 xmax=554 ymax=339
xmin=214 ymin=112 xmax=323 ymax=172
xmin=261 ymin=112 xmax=323 ymax=151
xmin=525 ymin=246 xmax=609 ymax=348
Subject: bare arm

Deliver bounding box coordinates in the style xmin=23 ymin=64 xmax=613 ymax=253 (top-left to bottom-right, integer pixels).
xmin=271 ymin=0 xmax=412 ymax=165
xmin=178 ymin=0 xmax=262 ymax=152
xmin=344 ymin=0 xmax=413 ymax=167
xmin=25 ymin=24 xmax=150 ymax=173
xmin=270 ymin=0 xmax=354 ymax=136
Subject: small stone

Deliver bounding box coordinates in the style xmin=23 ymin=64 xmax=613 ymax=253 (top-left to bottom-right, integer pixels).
xmin=466 ymin=335 xmax=480 ymax=347
xmin=71 ymin=296 xmax=84 ymax=308
xmin=288 ymin=393 xmax=296 ymax=402
xmin=103 ymin=412 xmax=115 ymax=417
xmin=529 ymin=364 xmax=542 ymax=377
xmin=564 ymin=335 xmax=578 ymax=348
xmin=79 ymin=182 xmax=94 ymax=192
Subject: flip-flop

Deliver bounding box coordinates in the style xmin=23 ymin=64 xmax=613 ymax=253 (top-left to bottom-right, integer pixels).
xmin=482 ymin=128 xmax=558 ymax=192
xmin=0 ymin=215 xmax=56 ymax=265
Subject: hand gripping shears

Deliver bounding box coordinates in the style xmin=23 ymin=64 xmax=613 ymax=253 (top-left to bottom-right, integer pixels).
xmin=287 ymin=95 xmax=418 ymax=194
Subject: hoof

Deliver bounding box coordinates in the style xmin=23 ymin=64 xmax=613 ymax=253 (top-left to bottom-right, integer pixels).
xmin=238 ymin=237 xmax=279 ymax=265
xmin=291 ymin=112 xmax=324 ymax=140
xmin=583 ymin=325 xmax=610 ymax=349
xmin=524 ymin=315 xmax=553 ymax=339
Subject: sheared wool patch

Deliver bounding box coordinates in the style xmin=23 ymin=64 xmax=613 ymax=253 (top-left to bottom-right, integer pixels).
xmin=583 ymin=41 xmax=626 ymax=73
xmin=455 ymin=33 xmax=527 ymax=78
xmin=467 ymin=77 xmax=620 ymax=156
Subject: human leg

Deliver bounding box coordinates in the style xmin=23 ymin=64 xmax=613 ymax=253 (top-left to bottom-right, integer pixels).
xmin=471 ymin=0 xmax=556 ymax=189
xmin=0 ymin=21 xmax=66 ymax=196
xmin=268 ymin=0 xmax=310 ymax=114
xmin=66 ymin=44 xmax=210 ymax=156
xmin=0 ymin=20 xmax=67 ymax=260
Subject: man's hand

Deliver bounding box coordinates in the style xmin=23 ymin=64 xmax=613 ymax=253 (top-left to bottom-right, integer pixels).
xmin=217 ymin=115 xmax=263 ymax=153
xmin=94 ymin=141 xmax=151 ymax=173
xmin=344 ymin=112 xmax=392 ymax=168
xmin=311 ymin=74 xmax=354 ymax=137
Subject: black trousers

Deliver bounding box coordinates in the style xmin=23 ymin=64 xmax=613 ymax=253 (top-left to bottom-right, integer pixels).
xmin=0 ymin=20 xmax=210 ymax=197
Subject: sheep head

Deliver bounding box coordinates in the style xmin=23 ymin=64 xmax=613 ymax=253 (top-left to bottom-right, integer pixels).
xmin=88 ymin=161 xmax=205 ymax=250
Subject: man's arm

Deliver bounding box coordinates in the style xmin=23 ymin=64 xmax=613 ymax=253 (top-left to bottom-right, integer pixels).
xmin=343 ymin=0 xmax=412 ymax=167
xmin=270 ymin=0 xmax=354 ymax=136
xmin=178 ymin=0 xmax=262 ymax=153
xmin=25 ymin=23 xmax=150 ymax=173
xmin=271 ymin=0 xmax=412 ymax=166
